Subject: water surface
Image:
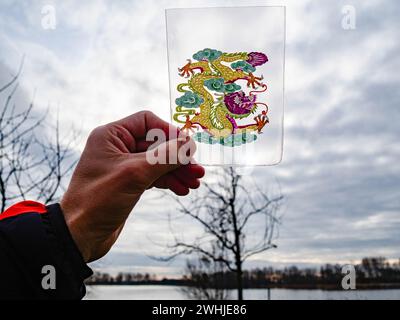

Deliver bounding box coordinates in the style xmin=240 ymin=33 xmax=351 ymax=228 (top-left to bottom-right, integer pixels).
xmin=85 ymin=285 xmax=400 ymax=300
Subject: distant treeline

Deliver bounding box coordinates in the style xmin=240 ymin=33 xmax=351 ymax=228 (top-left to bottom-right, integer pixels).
xmin=86 ymin=272 xmax=183 ymax=286
xmin=86 ymin=257 xmax=400 ymax=289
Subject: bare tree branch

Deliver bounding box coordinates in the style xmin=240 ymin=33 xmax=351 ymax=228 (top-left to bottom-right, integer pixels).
xmin=0 ymin=63 xmax=79 ymax=212
xmin=0 ymin=55 xmax=24 ymax=93
xmin=158 ymin=167 xmax=284 ymax=300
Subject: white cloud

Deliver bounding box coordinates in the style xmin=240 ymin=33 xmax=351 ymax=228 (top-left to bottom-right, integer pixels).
xmin=1 ymin=0 xmax=399 ymax=275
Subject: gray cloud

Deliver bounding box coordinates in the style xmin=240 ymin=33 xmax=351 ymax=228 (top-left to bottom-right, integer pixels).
xmin=0 ymin=0 xmax=399 ymax=275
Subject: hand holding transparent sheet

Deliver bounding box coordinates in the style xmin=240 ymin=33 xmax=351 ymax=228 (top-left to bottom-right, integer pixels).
xmin=166 ymin=6 xmax=285 ymax=166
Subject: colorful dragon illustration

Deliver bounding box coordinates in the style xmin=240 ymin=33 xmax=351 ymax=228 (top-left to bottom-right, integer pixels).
xmin=173 ymin=48 xmax=270 ymax=146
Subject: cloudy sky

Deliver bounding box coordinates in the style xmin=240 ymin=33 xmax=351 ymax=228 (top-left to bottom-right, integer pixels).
xmin=0 ymin=0 xmax=399 ymax=276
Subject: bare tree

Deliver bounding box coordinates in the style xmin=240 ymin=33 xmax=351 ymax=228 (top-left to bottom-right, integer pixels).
xmin=0 ymin=61 xmax=79 ymax=212
xmin=163 ymin=167 xmax=283 ymax=300
xmin=181 ymin=245 xmax=230 ymax=300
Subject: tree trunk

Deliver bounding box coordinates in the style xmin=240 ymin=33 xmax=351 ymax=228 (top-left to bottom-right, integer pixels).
xmin=236 ymin=264 xmax=243 ymax=300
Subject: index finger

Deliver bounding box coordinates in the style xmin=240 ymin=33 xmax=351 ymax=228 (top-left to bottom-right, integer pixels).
xmin=114 ymin=110 xmax=180 ymax=140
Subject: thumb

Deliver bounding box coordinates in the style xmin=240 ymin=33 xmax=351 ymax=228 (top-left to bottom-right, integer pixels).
xmin=142 ymin=136 xmax=197 ymax=180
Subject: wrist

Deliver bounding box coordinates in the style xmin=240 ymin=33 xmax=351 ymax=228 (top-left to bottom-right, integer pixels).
xmin=60 ymin=200 xmax=91 ymax=262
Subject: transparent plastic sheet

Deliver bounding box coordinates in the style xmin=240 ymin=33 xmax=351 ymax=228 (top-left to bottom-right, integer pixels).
xmin=166 ymin=6 xmax=285 ymax=166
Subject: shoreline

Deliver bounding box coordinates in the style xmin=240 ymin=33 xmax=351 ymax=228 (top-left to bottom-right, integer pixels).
xmin=86 ymin=282 xmax=400 ymax=291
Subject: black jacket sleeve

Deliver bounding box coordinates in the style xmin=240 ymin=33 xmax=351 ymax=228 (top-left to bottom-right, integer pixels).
xmin=0 ymin=202 xmax=93 ymax=300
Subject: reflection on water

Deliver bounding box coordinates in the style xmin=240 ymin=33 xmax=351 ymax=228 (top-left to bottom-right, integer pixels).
xmin=85 ymin=285 xmax=400 ymax=300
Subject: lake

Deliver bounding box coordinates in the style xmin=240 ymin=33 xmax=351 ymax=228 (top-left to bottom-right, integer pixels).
xmin=85 ymin=285 xmax=400 ymax=300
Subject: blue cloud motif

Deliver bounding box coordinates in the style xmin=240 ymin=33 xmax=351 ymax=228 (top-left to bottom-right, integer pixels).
xmin=204 ymin=78 xmax=241 ymax=93
xmin=193 ymin=131 xmax=257 ymax=146
xmin=175 ymin=92 xmax=204 ymax=108
xmin=193 ymin=48 xmax=222 ymax=62
xmin=224 ymin=83 xmax=241 ymax=93
xmin=204 ymin=78 xmax=225 ymax=92
xmin=231 ymin=60 xmax=256 ymax=73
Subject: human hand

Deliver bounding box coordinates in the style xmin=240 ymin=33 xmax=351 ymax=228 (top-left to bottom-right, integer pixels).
xmin=60 ymin=111 xmax=204 ymax=262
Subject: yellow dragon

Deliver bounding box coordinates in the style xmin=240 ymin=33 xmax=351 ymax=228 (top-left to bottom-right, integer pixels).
xmin=173 ymin=49 xmax=269 ymax=145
